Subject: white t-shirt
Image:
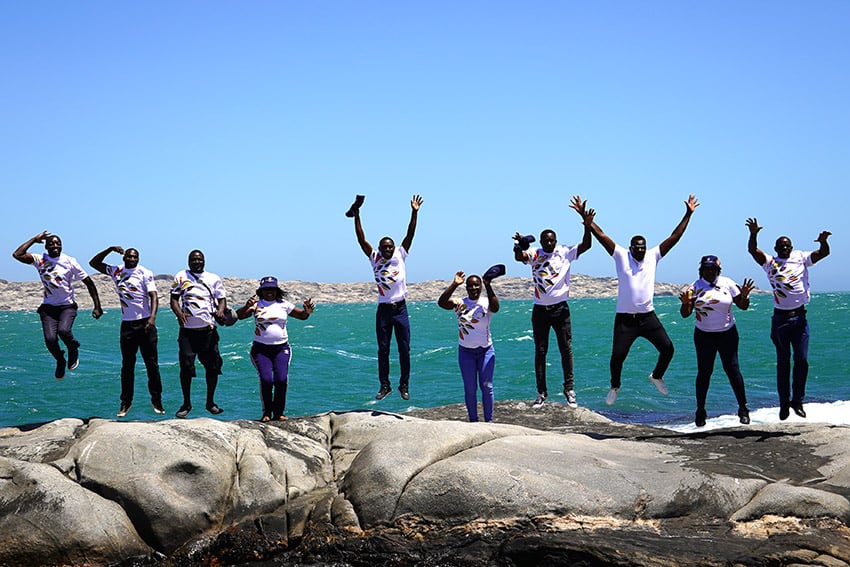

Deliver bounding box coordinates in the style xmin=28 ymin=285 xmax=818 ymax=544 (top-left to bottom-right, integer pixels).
xmin=686 ymin=275 xmax=741 ymax=332
xmin=170 ymin=270 xmax=226 ymax=329
xmin=370 ymin=246 xmax=408 ymax=303
xmin=31 ymin=253 xmax=89 ymax=306
xmin=106 ymin=264 xmax=156 ymax=321
xmin=525 ymin=244 xmax=580 ymax=306
xmin=614 ymin=244 xmax=662 ymax=313
xmin=762 ymin=250 xmax=814 ymax=310
xmin=251 ymin=298 xmax=296 ymax=345
xmin=455 ymin=296 xmax=493 ymax=349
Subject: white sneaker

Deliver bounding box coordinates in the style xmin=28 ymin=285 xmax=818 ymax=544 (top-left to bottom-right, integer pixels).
xmin=532 ymin=393 xmax=547 ymax=408
xmin=605 ymin=387 xmax=619 ymax=406
xmin=565 ymin=389 xmax=577 ymax=409
xmin=649 ymin=372 xmax=669 ymax=395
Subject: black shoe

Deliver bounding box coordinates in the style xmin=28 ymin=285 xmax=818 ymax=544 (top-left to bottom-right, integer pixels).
xmin=532 ymin=393 xmax=547 ymax=408
xmin=695 ymin=408 xmax=707 ymax=427
xmin=55 ymin=357 xmax=67 ymax=379
xmin=375 ymin=387 xmax=391 ymax=400
xmin=117 ymin=403 xmax=131 ymax=418
xmin=345 ymin=194 xmax=365 ymax=217
xmin=399 ymin=385 xmax=410 ymax=401
xmin=779 ymin=404 xmax=790 ymax=421
xmin=151 ymin=400 xmax=165 ymax=415
xmin=207 ymin=404 xmax=224 ymax=415
xmin=738 ymin=407 xmax=750 ymax=425
xmin=175 ymin=405 xmax=192 ymax=419
xmin=67 ymin=348 xmax=79 ymax=371
xmin=791 ymin=402 xmax=806 ymax=418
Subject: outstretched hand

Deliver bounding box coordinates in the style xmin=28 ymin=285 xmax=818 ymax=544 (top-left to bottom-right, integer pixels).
xmin=745 ymin=218 xmax=762 ymax=235
xmin=411 ymin=194 xmax=424 ymax=211
xmin=816 ymin=230 xmax=832 ymax=244
xmin=453 ymin=271 xmax=466 ymax=286
xmin=302 ymin=298 xmax=315 ymax=314
xmin=34 ymin=230 xmax=51 ymax=243
xmin=740 ymin=277 xmax=756 ymax=297
xmin=678 ymin=288 xmax=694 ymax=305
xmin=685 ymin=194 xmax=700 ymax=213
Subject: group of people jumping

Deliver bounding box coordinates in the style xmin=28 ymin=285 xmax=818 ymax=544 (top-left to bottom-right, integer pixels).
xmin=12 ymin=193 xmax=831 ymax=426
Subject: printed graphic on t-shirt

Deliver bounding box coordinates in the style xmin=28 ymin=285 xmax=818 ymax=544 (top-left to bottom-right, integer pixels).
xmin=693 ymin=286 xmax=721 ymax=323
xmin=455 ymin=302 xmax=485 ymax=340
xmin=531 ymin=252 xmax=561 ymax=299
xmin=374 ymin=257 xmax=399 ymax=296
xmin=172 ymin=278 xmax=213 ymax=318
xmin=35 ymin=257 xmax=64 ymax=299
xmin=767 ymin=259 xmax=802 ymax=303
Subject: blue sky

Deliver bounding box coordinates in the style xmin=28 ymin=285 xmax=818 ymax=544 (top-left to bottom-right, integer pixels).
xmin=2 ymin=2 xmax=847 ymax=291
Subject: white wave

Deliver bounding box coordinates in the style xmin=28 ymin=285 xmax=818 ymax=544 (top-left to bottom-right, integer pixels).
xmin=666 ymin=400 xmax=850 ymax=432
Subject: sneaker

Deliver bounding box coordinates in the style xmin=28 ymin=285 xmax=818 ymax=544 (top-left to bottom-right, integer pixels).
xmin=605 ymin=387 xmax=619 ymax=406
xmin=649 ymin=372 xmax=668 ymax=395
xmin=791 ymin=402 xmax=806 ymax=418
xmin=67 ymin=348 xmax=79 ymax=371
xmin=398 ymin=385 xmax=410 ymax=401
xmin=565 ymin=389 xmax=577 ymax=409
xmin=532 ymin=393 xmax=547 ymax=408
xmin=695 ymin=408 xmax=707 ymax=427
xmin=779 ymin=404 xmax=790 ymax=421
xmin=175 ymin=405 xmax=192 ymax=419
xmin=207 ymin=404 xmax=224 ymax=415
xmin=151 ymin=400 xmax=165 ymax=415
xmin=375 ymin=387 xmax=391 ymax=400
xmin=55 ymin=357 xmax=67 ymax=380
xmin=117 ymin=403 xmax=131 ymax=418
xmin=738 ymin=406 xmax=750 ymax=425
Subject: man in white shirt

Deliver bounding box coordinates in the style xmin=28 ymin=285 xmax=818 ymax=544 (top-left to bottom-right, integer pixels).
xmin=351 ymin=194 xmax=423 ymax=401
xmin=746 ymin=218 xmax=831 ymax=420
xmin=90 ymin=245 xmax=164 ymax=418
xmin=13 ymin=231 xmax=103 ymax=379
xmin=587 ymin=195 xmax=699 ymax=405
xmin=170 ymin=249 xmax=228 ymax=418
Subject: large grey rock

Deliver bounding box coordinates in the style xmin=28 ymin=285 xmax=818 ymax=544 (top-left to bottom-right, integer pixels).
xmin=731 ymin=482 xmax=850 ymax=522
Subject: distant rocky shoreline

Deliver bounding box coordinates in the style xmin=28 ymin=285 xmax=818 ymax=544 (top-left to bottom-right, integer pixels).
xmin=0 ymin=274 xmax=688 ymax=311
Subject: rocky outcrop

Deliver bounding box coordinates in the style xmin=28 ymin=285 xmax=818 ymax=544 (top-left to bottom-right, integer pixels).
xmin=0 ymin=274 xmax=688 ymax=311
xmin=1 ymin=403 xmax=848 ymax=566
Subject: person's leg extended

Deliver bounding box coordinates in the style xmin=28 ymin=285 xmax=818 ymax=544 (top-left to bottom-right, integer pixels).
xmin=551 ymin=304 xmax=574 ymax=392
xmin=610 ymin=314 xmax=640 ymax=389
xmin=531 ymin=305 xmax=551 ymax=396
xmin=375 ymin=305 xmax=393 ymax=391
xmin=479 ymin=345 xmax=495 ymax=422
xmin=394 ymin=303 xmax=411 ymax=390
xmin=789 ymin=317 xmax=810 ymax=405
xmin=458 ymin=346 xmax=480 ymax=422
xmin=641 ymin=312 xmax=674 ymax=380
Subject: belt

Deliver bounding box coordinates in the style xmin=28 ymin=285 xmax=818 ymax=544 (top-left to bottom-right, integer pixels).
xmin=380 ymin=299 xmax=406 ymax=308
xmin=539 ymin=301 xmax=567 ymax=311
xmin=619 ymin=311 xmax=654 ymax=320
xmin=774 ymin=306 xmax=806 ymax=318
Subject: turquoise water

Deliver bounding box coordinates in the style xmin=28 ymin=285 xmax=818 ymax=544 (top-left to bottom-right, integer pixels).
xmin=2 ymin=294 xmax=849 ymax=429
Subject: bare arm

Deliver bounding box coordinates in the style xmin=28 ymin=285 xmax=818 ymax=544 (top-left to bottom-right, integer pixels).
xmin=732 ymin=278 xmax=755 ymax=310
xmin=353 ymin=210 xmax=373 ymax=257
xmin=82 ymin=276 xmax=103 ymax=319
xmin=811 ymin=230 xmax=832 ymax=264
xmin=145 ymin=291 xmax=158 ymax=332
xmin=483 ymin=277 xmax=499 ymax=313
xmin=587 ymin=218 xmax=616 ymax=256
xmin=89 ymin=245 xmax=123 ymax=274
xmin=438 ymin=272 xmax=464 ymax=310
xmin=745 ymin=217 xmax=767 ymax=265
xmin=171 ymin=294 xmax=188 ymax=327
xmin=12 ymin=231 xmax=49 ymax=264
xmin=659 ymin=194 xmax=699 ymax=257
xmin=400 ymin=194 xmax=423 ymax=252
xmin=290 ymin=298 xmax=315 ymax=321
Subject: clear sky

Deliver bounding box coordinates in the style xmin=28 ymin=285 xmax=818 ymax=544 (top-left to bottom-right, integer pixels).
xmin=2 ymin=2 xmax=847 ymax=291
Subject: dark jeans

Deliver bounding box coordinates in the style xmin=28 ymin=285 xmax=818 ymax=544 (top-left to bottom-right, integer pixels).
xmin=770 ymin=310 xmax=810 ymax=405
xmin=177 ymin=327 xmax=222 ymax=407
xmin=376 ymin=301 xmax=411 ymax=389
xmin=37 ymin=303 xmax=79 ymax=361
xmin=693 ymin=326 xmax=747 ymax=410
xmin=119 ymin=320 xmax=162 ymax=405
xmin=531 ymin=302 xmax=573 ymax=395
xmin=610 ymin=311 xmax=674 ymax=389
xmin=250 ymin=341 xmax=291 ymax=418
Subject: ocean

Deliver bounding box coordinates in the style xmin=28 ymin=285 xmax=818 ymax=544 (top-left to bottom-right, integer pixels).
xmin=2 ymin=293 xmax=849 ymax=433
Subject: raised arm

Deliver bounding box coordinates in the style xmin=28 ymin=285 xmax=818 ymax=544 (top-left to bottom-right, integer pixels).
xmin=483 ymin=276 xmax=499 ymax=313
xmin=586 ymin=215 xmax=616 ymax=256
xmin=438 ymin=271 xmax=465 ymax=310
xmin=811 ymin=230 xmax=832 ymax=264
xmin=745 ymin=218 xmax=767 ymax=266
xmin=569 ymin=195 xmax=594 ymax=257
xmin=290 ymin=298 xmax=315 ymax=321
xmin=352 ymin=209 xmax=373 ymax=257
xmin=658 ymin=194 xmax=699 ymax=257
xmin=400 ymin=194 xmax=423 ymax=252
xmin=82 ymin=276 xmax=103 ymax=319
xmin=89 ymin=245 xmax=124 ymax=275
xmin=512 ymin=232 xmax=531 ymax=263
xmin=12 ymin=231 xmax=50 ymax=264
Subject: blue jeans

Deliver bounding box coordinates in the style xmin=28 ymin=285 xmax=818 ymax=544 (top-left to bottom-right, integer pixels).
xmin=37 ymin=303 xmax=80 ymax=361
xmin=770 ymin=310 xmax=810 ymax=405
xmin=458 ymin=344 xmax=495 ymax=422
xmin=693 ymin=326 xmax=747 ymax=410
xmin=376 ymin=301 xmax=411 ymax=389
xmin=531 ymin=302 xmax=573 ymax=395
xmin=250 ymin=341 xmax=291 ymax=418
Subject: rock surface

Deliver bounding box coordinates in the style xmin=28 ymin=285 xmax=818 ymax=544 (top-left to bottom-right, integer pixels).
xmin=0 ymin=274 xmax=688 ymax=311
xmin=1 ymin=403 xmax=848 ymax=566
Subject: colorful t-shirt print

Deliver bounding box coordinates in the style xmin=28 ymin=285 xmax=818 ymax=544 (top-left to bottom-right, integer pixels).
xmin=686 ymin=275 xmax=740 ymax=332
xmin=171 ymin=270 xmax=226 ymax=329
xmin=252 ymin=299 xmax=296 ymax=345
xmin=106 ymin=264 xmax=156 ymax=321
xmin=455 ymin=296 xmax=492 ymax=348
xmin=32 ymin=253 xmax=89 ymax=306
xmin=763 ymin=250 xmax=814 ymax=309
xmin=370 ymin=246 xmax=408 ymax=303
xmin=526 ymin=244 xmax=580 ymax=306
